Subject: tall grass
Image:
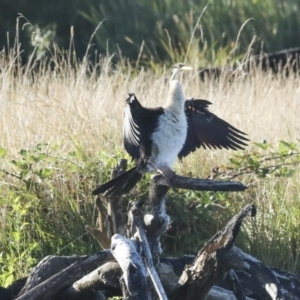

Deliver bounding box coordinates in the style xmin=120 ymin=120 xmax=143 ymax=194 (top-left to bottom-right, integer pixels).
xmin=2 ymin=0 xmax=300 ymax=64
xmin=83 ymin=0 xmax=300 ymax=65
xmin=0 ymin=42 xmax=300 ymax=286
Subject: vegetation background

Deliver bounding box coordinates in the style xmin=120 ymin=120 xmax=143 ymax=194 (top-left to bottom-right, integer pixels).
xmin=0 ymin=0 xmax=300 ymax=289
xmin=1 ymin=0 xmax=300 ymax=65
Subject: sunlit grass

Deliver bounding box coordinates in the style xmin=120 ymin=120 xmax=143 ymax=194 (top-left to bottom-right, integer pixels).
xmin=0 ymin=46 xmax=300 ymax=286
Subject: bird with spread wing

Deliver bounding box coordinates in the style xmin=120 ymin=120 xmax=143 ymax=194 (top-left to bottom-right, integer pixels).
xmin=92 ymin=63 xmax=248 ymax=196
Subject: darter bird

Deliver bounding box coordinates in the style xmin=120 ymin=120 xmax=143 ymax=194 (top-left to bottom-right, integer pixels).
xmin=92 ymin=63 xmax=248 ymax=196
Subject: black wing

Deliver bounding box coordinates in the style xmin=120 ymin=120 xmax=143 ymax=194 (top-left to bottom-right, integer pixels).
xmin=178 ymin=99 xmax=249 ymax=159
xmin=123 ymin=93 xmax=164 ymax=160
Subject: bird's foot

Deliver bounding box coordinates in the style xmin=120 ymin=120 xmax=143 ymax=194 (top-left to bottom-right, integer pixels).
xmin=158 ymin=166 xmax=175 ymax=181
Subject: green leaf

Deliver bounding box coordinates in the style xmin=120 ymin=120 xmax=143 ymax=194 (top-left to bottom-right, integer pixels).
xmin=20 ymin=149 xmax=27 ymax=156
xmin=279 ymin=140 xmax=298 ymax=154
xmin=254 ymin=140 xmax=270 ymax=150
xmin=275 ymin=166 xmax=296 ymax=178
xmin=257 ymin=167 xmax=269 ymax=178
xmin=278 ymin=141 xmax=290 ymax=155
xmin=229 ymin=158 xmax=242 ymax=168
xmin=4 ymin=274 xmax=14 ymax=287
xmin=40 ymin=168 xmax=53 ymax=179
xmin=0 ymin=147 xmax=7 ymax=158
xmin=12 ymin=160 xmax=30 ymax=171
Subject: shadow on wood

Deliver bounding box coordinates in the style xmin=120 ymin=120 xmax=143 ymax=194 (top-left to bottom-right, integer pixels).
xmin=171 ymin=204 xmax=256 ymax=300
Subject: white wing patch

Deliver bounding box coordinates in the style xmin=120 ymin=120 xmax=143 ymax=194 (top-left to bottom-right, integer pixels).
xmin=123 ymin=105 xmax=140 ymax=146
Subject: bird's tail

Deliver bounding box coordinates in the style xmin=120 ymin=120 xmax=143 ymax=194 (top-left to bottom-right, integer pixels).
xmin=92 ymin=166 xmax=143 ymax=196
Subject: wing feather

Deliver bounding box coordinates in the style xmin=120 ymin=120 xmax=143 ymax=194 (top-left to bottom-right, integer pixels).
xmin=178 ymin=99 xmax=248 ymax=159
xmin=123 ymin=103 xmax=141 ymax=160
xmin=123 ymin=94 xmax=164 ymax=160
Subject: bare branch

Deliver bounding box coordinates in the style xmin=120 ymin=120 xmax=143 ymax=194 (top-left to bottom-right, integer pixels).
xmin=16 ymin=251 xmax=113 ymax=300
xmin=152 ymin=173 xmax=247 ymax=191
xmin=130 ymin=201 xmax=168 ymax=300
xmin=111 ymin=234 xmax=151 ymax=300
xmin=172 ymin=204 xmax=256 ymax=300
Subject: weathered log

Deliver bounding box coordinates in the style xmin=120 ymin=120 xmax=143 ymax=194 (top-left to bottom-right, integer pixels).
xmin=106 ymin=159 xmax=128 ymax=236
xmin=221 ymin=246 xmax=288 ymax=300
xmin=87 ymin=159 xmax=129 ymax=249
xmin=154 ymin=173 xmax=247 ymax=191
xmin=171 ymin=204 xmax=256 ymax=300
xmin=130 ymin=201 xmax=168 ymax=300
xmin=6 ymin=247 xmax=300 ymax=300
xmin=57 ymin=262 xmax=121 ymax=300
xmin=206 ymin=286 xmax=254 ymax=300
xmin=110 ymin=234 xmax=151 ymax=300
xmin=199 ymin=47 xmax=300 ymax=81
xmin=250 ymin=47 xmax=300 ymax=74
xmin=144 ymin=177 xmax=170 ymax=268
xmin=225 ymin=269 xmax=246 ymax=300
xmin=6 ymin=164 xmax=300 ymax=300
xmin=16 ymin=251 xmax=113 ymax=300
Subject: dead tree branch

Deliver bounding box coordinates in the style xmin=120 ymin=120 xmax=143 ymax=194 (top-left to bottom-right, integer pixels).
xmin=172 ymin=204 xmax=256 ymax=300
xmin=16 ymin=251 xmax=113 ymax=300
xmin=6 ymin=160 xmax=300 ymax=300
xmin=153 ymin=173 xmax=247 ymax=191
xmin=110 ymin=234 xmax=151 ymax=300
xmin=57 ymin=262 xmax=121 ymax=300
xmin=86 ymin=159 xmax=128 ymax=249
xmin=130 ymin=201 xmax=168 ymax=300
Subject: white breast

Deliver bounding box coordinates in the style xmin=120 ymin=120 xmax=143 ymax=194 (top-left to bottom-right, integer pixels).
xmin=150 ymin=109 xmax=187 ymax=168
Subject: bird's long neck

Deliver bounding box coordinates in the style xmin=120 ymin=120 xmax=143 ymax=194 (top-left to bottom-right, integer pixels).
xmin=164 ymin=79 xmax=185 ymax=115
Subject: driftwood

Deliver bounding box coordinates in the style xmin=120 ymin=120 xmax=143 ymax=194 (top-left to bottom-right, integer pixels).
xmin=4 ymin=159 xmax=300 ymax=300
xmin=172 ymin=204 xmax=256 ymax=300
xmin=199 ymin=47 xmax=300 ymax=81
xmin=155 ymin=173 xmax=247 ymax=191
xmin=86 ymin=158 xmax=129 ymax=249
xmin=7 ymin=249 xmax=300 ymax=299
xmin=111 ymin=234 xmax=151 ymax=300
xmin=15 ymin=251 xmax=113 ymax=300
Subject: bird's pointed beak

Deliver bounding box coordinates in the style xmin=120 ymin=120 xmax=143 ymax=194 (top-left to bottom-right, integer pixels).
xmin=181 ymin=66 xmax=193 ymax=71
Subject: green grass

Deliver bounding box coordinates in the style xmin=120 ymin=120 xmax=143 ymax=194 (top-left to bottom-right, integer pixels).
xmin=0 ymin=38 xmax=300 ymax=287
xmin=5 ymin=0 xmax=300 ymax=66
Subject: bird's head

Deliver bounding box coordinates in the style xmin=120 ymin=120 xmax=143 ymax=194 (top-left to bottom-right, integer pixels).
xmin=126 ymin=93 xmax=136 ymax=104
xmin=170 ymin=63 xmax=193 ymax=81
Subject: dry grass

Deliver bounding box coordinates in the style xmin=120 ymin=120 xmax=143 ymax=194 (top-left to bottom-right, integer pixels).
xmin=1 ymin=57 xmax=299 ymax=152
xmin=1 ymin=55 xmax=299 ymax=164
xmin=1 ymin=53 xmax=300 ymax=279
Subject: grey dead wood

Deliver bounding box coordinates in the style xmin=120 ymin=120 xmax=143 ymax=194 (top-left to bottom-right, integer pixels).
xmin=57 ymin=262 xmax=122 ymax=300
xmin=155 ymin=173 xmax=247 ymax=191
xmin=8 ymin=248 xmax=300 ymax=299
xmin=85 ymin=197 xmax=111 ymax=249
xmin=206 ymin=286 xmax=254 ymax=300
xmin=86 ymin=159 xmax=128 ymax=250
xmin=144 ymin=176 xmax=171 ymax=268
xmin=171 ymin=204 xmax=256 ymax=300
xmin=222 ymin=246 xmax=288 ymax=300
xmin=106 ymin=159 xmax=128 ymax=236
xmin=225 ymin=269 xmax=246 ymax=300
xmin=7 ymin=159 xmax=300 ymax=300
xmin=110 ymin=234 xmax=151 ymax=300
xmin=18 ymin=255 xmax=88 ymax=295
xmin=199 ymin=47 xmax=300 ymax=81
xmin=130 ymin=200 xmax=168 ymax=300
xmin=15 ymin=251 xmax=113 ymax=300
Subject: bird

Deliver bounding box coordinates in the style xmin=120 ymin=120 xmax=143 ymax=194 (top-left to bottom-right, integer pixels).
xmin=92 ymin=63 xmax=248 ymax=197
